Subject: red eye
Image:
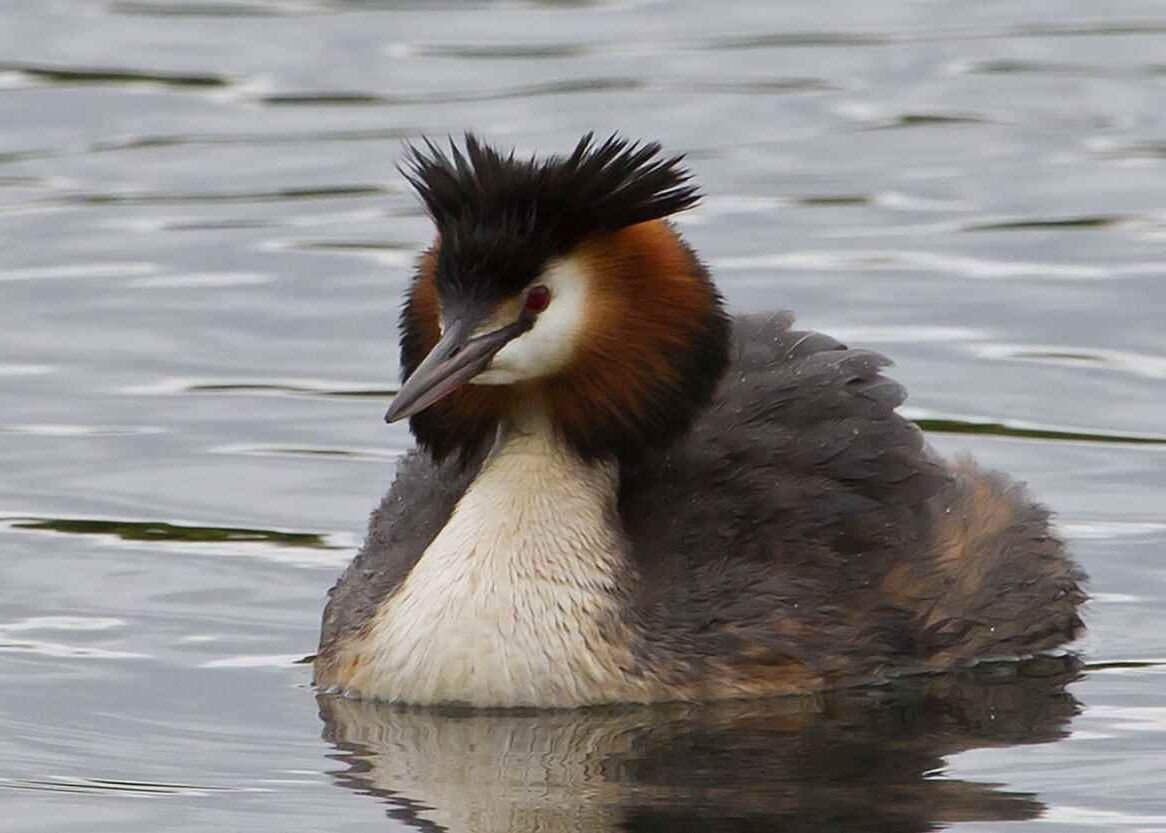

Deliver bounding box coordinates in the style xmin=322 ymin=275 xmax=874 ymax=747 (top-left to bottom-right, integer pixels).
xmin=524 ymin=285 xmax=551 ymax=314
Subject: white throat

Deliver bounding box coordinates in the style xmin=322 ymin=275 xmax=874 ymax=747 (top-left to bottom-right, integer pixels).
xmin=344 ymin=413 xmax=656 ymax=707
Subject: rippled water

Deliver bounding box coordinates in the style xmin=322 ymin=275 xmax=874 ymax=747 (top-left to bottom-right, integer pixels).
xmin=2 ymin=1 xmax=1165 ymax=830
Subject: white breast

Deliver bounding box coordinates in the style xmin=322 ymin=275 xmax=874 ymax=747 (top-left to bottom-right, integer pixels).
xmin=341 ymin=422 xmax=656 ymax=707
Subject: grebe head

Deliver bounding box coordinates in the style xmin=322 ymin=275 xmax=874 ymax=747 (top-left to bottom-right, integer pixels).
xmin=386 ymin=134 xmax=730 ymax=464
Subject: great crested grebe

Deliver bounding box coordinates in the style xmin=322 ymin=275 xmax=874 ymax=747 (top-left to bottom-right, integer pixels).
xmin=315 ymin=134 xmax=1086 ymax=708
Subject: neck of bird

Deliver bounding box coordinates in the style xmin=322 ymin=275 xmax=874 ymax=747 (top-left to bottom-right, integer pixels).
xmin=361 ymin=403 xmax=641 ymax=706
xmin=470 ymin=402 xmax=625 ymax=575
xmin=343 ymin=401 xmax=654 ymax=706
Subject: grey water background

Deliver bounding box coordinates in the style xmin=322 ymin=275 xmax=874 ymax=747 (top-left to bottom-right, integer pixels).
xmin=2 ymin=0 xmax=1165 ymax=830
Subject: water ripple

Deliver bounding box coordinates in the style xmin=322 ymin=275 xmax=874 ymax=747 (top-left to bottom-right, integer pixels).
xmin=0 ymin=424 xmax=166 ymax=437
xmin=713 ymin=250 xmax=1165 ymax=280
xmin=0 ymin=616 xmax=145 ymax=661
xmin=1086 ymin=658 xmax=1166 ymax=673
xmin=126 ymin=272 xmax=273 ymax=289
xmin=1013 ymin=21 xmax=1166 ymax=38
xmin=974 ymin=344 xmax=1166 ymax=380
xmin=258 ymin=92 xmax=390 ymax=107
xmin=0 ymin=513 xmax=355 ymax=567
xmin=705 ymin=31 xmax=894 ymax=50
xmin=258 ymin=77 xmax=642 ymax=107
xmin=0 ymin=364 xmax=55 ymax=377
xmin=200 ymin=653 xmax=308 ymax=669
xmin=90 ymin=127 xmax=416 ymax=153
xmin=1062 ymin=521 xmax=1166 ymax=541
xmin=0 ymin=262 xmax=158 ymax=282
xmin=875 ymin=113 xmax=989 ymax=129
xmin=267 ymin=239 xmax=413 ymax=266
xmin=123 ymin=376 xmax=395 ymax=399
xmin=679 ymin=77 xmax=838 ymax=95
xmin=111 ymin=0 xmax=318 ymax=16
xmin=1090 ymin=140 xmax=1166 ymax=161
xmin=903 ymin=408 xmax=1166 ymax=447
xmin=0 ymin=515 xmax=347 ymax=551
xmin=796 ymin=194 xmax=871 ymax=207
xmin=210 ymin=443 xmax=404 ymax=461
xmin=1041 ymin=805 xmax=1166 ymax=828
xmin=416 ymin=42 xmax=590 ymax=60
xmin=0 ymin=616 xmax=127 ymax=633
xmin=963 ymin=59 xmax=1160 ymax=78
xmin=0 ymin=775 xmax=250 ymax=796
xmin=0 ymin=62 xmax=229 ymax=89
xmin=60 ymin=185 xmax=388 ymax=206
xmin=964 ymin=215 xmax=1129 ymax=232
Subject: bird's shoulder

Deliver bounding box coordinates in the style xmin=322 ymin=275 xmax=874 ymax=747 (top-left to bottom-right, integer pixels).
xmin=618 ymin=311 xmax=949 ymax=578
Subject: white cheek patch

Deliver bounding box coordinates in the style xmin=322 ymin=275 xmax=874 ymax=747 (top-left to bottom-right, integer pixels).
xmin=472 ymin=258 xmax=588 ymax=385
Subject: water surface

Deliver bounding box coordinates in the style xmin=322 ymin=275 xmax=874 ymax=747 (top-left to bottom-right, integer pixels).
xmin=2 ymin=0 xmax=1165 ymax=830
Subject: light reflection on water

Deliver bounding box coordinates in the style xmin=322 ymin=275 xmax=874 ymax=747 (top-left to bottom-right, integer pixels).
xmin=1 ymin=0 xmax=1165 ymax=831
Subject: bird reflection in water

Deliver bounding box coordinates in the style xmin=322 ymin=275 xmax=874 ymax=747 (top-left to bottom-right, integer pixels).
xmin=318 ymin=656 xmax=1080 ymax=833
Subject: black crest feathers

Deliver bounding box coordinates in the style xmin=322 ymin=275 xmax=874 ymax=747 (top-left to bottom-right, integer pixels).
xmin=402 ymin=132 xmax=699 ymax=233
xmin=399 ymin=133 xmax=699 ymax=298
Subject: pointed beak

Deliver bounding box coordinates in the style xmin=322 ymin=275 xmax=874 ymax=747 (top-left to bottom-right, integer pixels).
xmin=384 ymin=310 xmax=531 ymax=423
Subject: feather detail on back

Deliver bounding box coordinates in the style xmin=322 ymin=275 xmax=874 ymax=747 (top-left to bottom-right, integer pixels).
xmin=618 ymin=314 xmax=1084 ymax=694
